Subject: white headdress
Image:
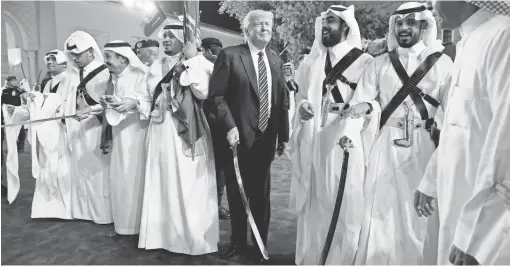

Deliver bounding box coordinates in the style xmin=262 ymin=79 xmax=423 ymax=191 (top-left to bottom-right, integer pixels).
xmin=44 ymin=49 xmax=66 ymax=64
xmin=388 ymin=2 xmax=438 ymax=51
xmin=63 ymin=31 xmax=104 ymax=71
xmin=308 ymin=5 xmax=362 ymax=59
xmin=103 ymin=40 xmax=147 ymax=72
xmin=157 ymin=23 xmax=184 ymax=43
xmin=465 ymin=0 xmax=510 ymax=16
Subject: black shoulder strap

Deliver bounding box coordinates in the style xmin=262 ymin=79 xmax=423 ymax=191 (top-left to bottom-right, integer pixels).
xmin=380 ymin=51 xmax=443 ymax=129
xmin=76 ymin=64 xmax=108 ymax=106
xmin=150 ymin=64 xmax=177 ymax=112
xmin=50 ymin=82 xmax=59 ymax=93
xmin=322 ymin=48 xmax=364 ymax=103
xmin=388 ymin=50 xmax=429 ymax=120
xmin=390 ymin=50 xmax=442 ymax=108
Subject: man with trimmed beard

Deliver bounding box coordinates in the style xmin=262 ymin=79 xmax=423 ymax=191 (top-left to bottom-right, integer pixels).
xmin=137 ymin=23 xmax=219 ymax=255
xmin=340 ymin=2 xmax=453 ymax=264
xmin=287 ymin=5 xmax=374 ymax=265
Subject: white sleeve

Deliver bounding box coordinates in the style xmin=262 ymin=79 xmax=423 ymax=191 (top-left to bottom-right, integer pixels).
xmin=453 ymin=28 xmax=510 ymax=265
xmin=181 ymin=55 xmax=213 ymax=100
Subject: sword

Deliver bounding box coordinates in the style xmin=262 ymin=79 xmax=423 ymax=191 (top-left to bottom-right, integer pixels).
xmin=319 ymin=147 xmax=350 ymax=265
xmin=1 ymin=114 xmax=77 ymax=128
xmin=231 ymin=143 xmax=269 ymax=261
xmin=393 ymin=101 xmax=413 ymax=148
xmin=34 ymin=69 xmax=43 ymax=91
xmin=321 ymin=84 xmax=334 ymax=127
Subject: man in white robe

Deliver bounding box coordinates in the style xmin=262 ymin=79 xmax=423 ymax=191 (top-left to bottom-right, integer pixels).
xmin=62 ymin=31 xmax=112 ymax=224
xmin=137 ymin=23 xmax=219 ymax=255
xmin=94 ymin=40 xmax=150 ymax=235
xmin=415 ymin=1 xmax=510 ymax=264
xmin=28 ymin=49 xmax=73 ymax=219
xmin=340 ymin=2 xmax=453 ymax=264
xmin=287 ymin=5 xmax=373 ymax=265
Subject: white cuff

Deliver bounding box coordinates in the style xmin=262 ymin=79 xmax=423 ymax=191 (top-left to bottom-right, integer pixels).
xmin=417 ymin=179 xmax=438 ymax=198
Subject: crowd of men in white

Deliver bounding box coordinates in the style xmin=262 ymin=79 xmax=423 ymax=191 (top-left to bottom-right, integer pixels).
xmin=1 ymin=0 xmax=510 ymax=265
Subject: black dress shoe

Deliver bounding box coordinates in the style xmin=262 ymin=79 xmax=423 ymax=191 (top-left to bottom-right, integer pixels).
xmin=220 ymin=245 xmax=245 ymax=259
xmin=219 ymin=206 xmax=230 ymax=220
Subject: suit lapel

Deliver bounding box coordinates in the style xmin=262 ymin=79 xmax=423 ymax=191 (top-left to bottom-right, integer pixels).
xmin=266 ymin=48 xmax=279 ymax=107
xmin=239 ymin=43 xmax=260 ymax=99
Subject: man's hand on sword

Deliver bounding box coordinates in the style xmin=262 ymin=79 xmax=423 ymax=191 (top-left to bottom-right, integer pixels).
xmin=338 ymin=136 xmax=354 ymax=150
xmin=341 ymin=102 xmax=372 ymax=119
xmin=75 ymin=106 xmax=92 ymax=121
xmin=299 ymin=101 xmax=314 ymax=121
xmin=227 ymin=127 xmax=240 ymax=147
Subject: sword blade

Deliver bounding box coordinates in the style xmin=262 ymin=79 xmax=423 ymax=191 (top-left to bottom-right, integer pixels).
xmin=319 ymin=150 xmax=350 ymax=265
xmin=1 ymin=114 xmax=76 ymax=128
xmin=232 ymin=144 xmax=270 ymax=260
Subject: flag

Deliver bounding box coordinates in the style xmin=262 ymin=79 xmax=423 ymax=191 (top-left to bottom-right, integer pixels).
xmin=141 ymin=1 xmax=201 ymax=43
xmin=140 ymin=3 xmax=167 ymax=37
xmin=181 ymin=1 xmax=201 ymax=45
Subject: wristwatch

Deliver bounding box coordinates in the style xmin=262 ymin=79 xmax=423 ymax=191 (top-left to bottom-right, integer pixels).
xmin=365 ymin=102 xmax=373 ymax=115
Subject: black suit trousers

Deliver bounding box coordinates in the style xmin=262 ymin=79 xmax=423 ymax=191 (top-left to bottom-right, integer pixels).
xmin=209 ymin=122 xmax=228 ymax=203
xmin=223 ymin=128 xmax=275 ymax=254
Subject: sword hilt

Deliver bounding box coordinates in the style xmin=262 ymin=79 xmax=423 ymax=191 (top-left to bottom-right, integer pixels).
xmin=230 ymin=142 xmax=239 ymax=157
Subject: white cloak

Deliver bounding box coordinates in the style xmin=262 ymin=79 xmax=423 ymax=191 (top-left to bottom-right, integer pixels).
xmin=418 ymin=10 xmax=510 ymax=265
xmin=105 ymin=65 xmax=149 ymax=235
xmin=29 ymin=75 xmax=72 ymax=219
xmin=2 ymin=104 xmax=29 ymax=203
xmin=345 ymin=41 xmax=453 ymax=264
xmin=288 ymin=41 xmax=373 ymax=265
xmin=137 ymin=54 xmax=219 ymax=255
xmin=62 ymin=60 xmax=113 ymax=224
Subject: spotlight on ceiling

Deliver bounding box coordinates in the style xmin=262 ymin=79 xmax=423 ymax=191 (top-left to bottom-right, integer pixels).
xmin=121 ymin=0 xmax=135 ymax=8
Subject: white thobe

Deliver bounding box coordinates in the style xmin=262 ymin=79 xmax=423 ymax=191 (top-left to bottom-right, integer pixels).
xmin=2 ymin=104 xmax=29 ymax=203
xmin=62 ymin=60 xmax=112 ymax=224
xmin=418 ymin=10 xmax=510 ymax=265
xmin=289 ymin=41 xmax=373 ymax=265
xmin=105 ymin=65 xmax=149 ymax=235
xmin=30 ymin=72 xmax=72 ymax=219
xmin=138 ymin=54 xmax=219 ymax=255
xmin=345 ymin=41 xmax=453 ymax=264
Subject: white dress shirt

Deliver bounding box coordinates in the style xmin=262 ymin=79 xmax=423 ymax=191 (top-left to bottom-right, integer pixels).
xmin=247 ymin=41 xmax=272 ymax=115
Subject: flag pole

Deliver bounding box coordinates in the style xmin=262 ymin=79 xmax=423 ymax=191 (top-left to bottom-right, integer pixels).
xmin=182 ymin=1 xmax=188 ymax=43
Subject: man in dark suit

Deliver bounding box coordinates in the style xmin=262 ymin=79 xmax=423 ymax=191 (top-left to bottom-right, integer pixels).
xmin=206 ymin=9 xmax=289 ymax=263
xmin=201 ymin=37 xmax=231 ymax=220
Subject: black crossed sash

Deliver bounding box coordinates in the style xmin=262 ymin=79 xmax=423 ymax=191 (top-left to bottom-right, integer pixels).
xmin=380 ymin=50 xmax=443 ymax=129
xmin=76 ymin=64 xmax=108 ymax=123
xmin=76 ymin=64 xmax=108 ymax=106
xmin=322 ymin=48 xmax=364 ymax=104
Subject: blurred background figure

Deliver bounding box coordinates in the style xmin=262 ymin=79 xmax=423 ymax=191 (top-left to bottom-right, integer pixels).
xmin=283 ymin=62 xmax=298 ymax=132
xmin=133 ymin=39 xmax=160 ymax=67
xmin=201 ymin=37 xmax=223 ymax=63
xmin=1 ymin=76 xmax=26 ymax=153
